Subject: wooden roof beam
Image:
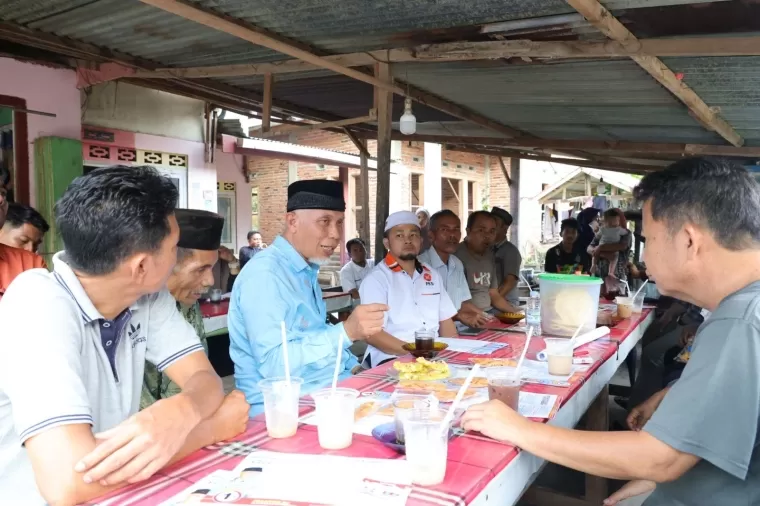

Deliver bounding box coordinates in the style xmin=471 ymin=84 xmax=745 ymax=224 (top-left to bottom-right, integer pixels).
xmin=355 ymin=132 xmax=760 ymax=158
xmin=257 ymin=111 xmax=377 ymax=139
xmin=138 ymin=0 xmax=526 ymax=139
xmin=131 ymin=36 xmax=760 ymax=79
xmin=444 ymin=144 xmax=657 ymax=175
xmin=565 ymin=0 xmax=743 ymax=147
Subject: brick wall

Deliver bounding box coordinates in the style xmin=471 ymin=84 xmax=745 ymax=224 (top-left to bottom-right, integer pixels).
xmin=246 ymin=131 xmax=508 ymax=256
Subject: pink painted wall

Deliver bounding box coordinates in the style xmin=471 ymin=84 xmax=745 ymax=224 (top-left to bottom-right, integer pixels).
xmin=215 ymin=150 xmax=251 ymax=251
xmin=0 ymin=58 xmax=81 ymax=206
xmin=132 ymin=132 xmax=217 ymax=211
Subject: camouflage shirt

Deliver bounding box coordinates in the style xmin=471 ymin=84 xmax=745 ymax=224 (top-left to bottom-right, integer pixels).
xmin=140 ymin=301 xmax=207 ymax=409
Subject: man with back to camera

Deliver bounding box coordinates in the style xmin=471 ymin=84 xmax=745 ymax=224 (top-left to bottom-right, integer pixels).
xmin=0 ymin=166 xmax=47 ymax=301
xmin=419 ymin=209 xmax=490 ymax=329
xmin=0 ymin=202 xmax=49 ymax=253
xmin=0 ymin=166 xmax=249 ymax=506
xmin=359 ymin=211 xmax=458 ymax=367
xmin=229 ymin=179 xmax=388 ymax=415
xmin=462 ymin=158 xmax=760 ymax=505
xmin=455 ymin=210 xmax=522 ymax=314
xmin=491 ymin=206 xmax=522 ymax=307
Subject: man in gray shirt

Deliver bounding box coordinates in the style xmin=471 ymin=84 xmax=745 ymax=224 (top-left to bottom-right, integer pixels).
xmin=455 ymin=211 xmax=521 ymax=314
xmin=491 ymin=207 xmax=522 ymax=306
xmin=461 ymin=157 xmax=760 ymax=505
xmin=0 ymin=166 xmax=249 ymax=506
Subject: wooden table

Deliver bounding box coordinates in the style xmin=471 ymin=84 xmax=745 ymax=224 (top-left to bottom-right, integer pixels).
xmin=90 ymin=305 xmax=653 ymax=506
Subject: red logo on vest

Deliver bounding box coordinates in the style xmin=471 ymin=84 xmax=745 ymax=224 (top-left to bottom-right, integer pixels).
xmin=423 ymin=272 xmax=432 ymax=282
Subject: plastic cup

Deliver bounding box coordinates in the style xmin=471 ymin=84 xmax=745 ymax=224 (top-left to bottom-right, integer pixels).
xmin=403 ymin=409 xmax=449 ymax=486
xmin=311 ymin=388 xmax=360 ymax=450
xmin=616 ymin=296 xmax=634 ymax=318
xmin=393 ymin=394 xmax=437 ymax=444
xmin=485 ymin=367 xmax=521 ymax=411
xmin=632 ymin=291 xmax=645 ymax=313
xmin=543 ymin=338 xmax=573 ymax=376
xmin=258 ymin=377 xmax=303 ymax=439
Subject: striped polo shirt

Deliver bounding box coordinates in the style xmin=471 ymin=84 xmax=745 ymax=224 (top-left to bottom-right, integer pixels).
xmin=0 ymin=252 xmax=204 ymax=505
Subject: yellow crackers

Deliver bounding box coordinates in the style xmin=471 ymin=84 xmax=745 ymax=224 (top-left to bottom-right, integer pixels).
xmin=393 ymin=357 xmax=450 ymax=381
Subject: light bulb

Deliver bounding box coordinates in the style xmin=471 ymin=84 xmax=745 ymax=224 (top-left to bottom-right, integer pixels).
xmin=597 ymin=178 xmax=606 ymax=195
xmin=399 ymin=97 xmax=416 ymax=135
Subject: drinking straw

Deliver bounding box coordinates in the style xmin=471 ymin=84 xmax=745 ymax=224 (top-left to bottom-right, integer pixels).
xmin=331 ymin=334 xmax=343 ymax=394
xmin=568 ymin=321 xmax=586 ymax=348
xmin=439 ymin=364 xmax=480 ymax=436
xmin=632 ymin=279 xmax=649 ymax=299
xmin=280 ymin=321 xmax=291 ymax=385
xmin=513 ymin=326 xmax=534 ymax=380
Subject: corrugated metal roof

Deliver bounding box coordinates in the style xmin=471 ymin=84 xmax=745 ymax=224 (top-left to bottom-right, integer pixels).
xmin=394 ymin=59 xmax=752 ymax=144
xmin=0 ymin=0 xmax=730 ymax=68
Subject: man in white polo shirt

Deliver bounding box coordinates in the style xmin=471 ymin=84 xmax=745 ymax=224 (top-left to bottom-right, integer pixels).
xmin=360 ymin=211 xmax=458 ymax=367
xmin=419 ymin=210 xmax=490 ymax=330
xmin=0 ymin=166 xmax=249 ymax=506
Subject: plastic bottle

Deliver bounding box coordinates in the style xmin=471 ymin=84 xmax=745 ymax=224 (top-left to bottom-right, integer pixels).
xmin=526 ymin=290 xmax=541 ymax=327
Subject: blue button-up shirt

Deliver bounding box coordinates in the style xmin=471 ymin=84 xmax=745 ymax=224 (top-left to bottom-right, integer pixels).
xmin=229 ymin=236 xmax=357 ymax=415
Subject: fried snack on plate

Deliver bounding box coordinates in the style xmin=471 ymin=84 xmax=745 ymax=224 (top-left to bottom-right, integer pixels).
xmin=468 ymin=357 xmax=517 ymax=368
xmin=435 ymin=389 xmax=479 ymax=403
xmin=397 ymin=380 xmax=448 ymax=392
xmin=393 ymin=357 xmax=450 ymax=380
xmin=448 ymin=377 xmax=489 ymax=388
xmin=354 ymin=400 xmax=379 ymax=421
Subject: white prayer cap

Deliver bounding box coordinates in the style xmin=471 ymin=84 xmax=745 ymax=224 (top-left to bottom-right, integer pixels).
xmin=384 ymin=211 xmax=420 ymax=233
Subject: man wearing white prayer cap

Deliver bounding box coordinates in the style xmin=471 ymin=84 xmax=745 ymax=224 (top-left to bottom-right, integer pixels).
xmin=359 ymin=211 xmax=458 ymax=367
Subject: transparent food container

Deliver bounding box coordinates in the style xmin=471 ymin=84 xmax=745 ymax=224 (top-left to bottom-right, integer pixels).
xmin=538 ymin=273 xmax=603 ymax=337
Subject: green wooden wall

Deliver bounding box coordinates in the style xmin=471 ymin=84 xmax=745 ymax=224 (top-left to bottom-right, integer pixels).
xmin=35 ymin=137 xmax=83 ymax=266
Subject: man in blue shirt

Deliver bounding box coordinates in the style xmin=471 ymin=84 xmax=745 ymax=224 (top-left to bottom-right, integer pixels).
xmin=229 ymin=180 xmax=388 ymax=415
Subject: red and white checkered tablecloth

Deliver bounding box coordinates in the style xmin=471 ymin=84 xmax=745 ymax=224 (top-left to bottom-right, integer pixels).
xmin=89 ymin=308 xmax=652 ymax=506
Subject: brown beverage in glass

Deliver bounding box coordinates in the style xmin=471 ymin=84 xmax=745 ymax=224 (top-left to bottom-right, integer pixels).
xmin=487 ymin=379 xmax=520 ymax=411
xmin=414 ymin=329 xmax=435 ymax=352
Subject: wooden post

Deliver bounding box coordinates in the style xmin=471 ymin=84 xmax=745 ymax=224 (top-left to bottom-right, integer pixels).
xmin=359 ymin=139 xmax=371 ymax=248
xmin=374 ymin=62 xmax=393 ymax=264
xmin=509 ymin=158 xmax=520 ymax=245
xmin=339 ymin=166 xmax=349 ymax=266
xmin=262 ymin=73 xmax=273 ymax=133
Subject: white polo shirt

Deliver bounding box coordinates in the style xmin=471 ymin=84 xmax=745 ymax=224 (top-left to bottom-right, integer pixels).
xmin=0 ymin=252 xmax=204 ymax=505
xmin=359 ymin=254 xmax=457 ymax=367
xmin=418 ymin=247 xmax=472 ymax=311
xmin=339 ymin=259 xmax=375 ymax=292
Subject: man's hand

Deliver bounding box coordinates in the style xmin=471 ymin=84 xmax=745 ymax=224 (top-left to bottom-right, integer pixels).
xmin=458 ymin=310 xmax=488 ymax=328
xmin=218 ymin=246 xmax=237 ymax=263
xmin=627 ymin=388 xmax=669 ymax=431
xmin=343 ymin=303 xmax=388 ymax=341
xmin=604 ymin=480 xmax=656 ymax=505
xmin=75 ymin=395 xmax=200 ymax=486
xmin=209 ymin=390 xmax=250 ymax=444
xmin=460 ymin=399 xmax=528 ymax=443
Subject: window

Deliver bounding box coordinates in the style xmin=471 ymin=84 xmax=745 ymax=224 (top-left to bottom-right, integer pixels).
xmin=83 ymin=163 xmax=188 ymax=208
xmin=410 ymin=173 xmax=423 ymax=212
xmin=217 ymin=189 xmax=236 ymax=250
xmin=251 ymin=187 xmax=259 ymax=229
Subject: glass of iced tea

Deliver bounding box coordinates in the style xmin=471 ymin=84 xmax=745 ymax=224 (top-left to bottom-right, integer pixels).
xmin=414 ymin=329 xmax=435 ymax=353
xmin=485 ymin=367 xmax=521 ymax=411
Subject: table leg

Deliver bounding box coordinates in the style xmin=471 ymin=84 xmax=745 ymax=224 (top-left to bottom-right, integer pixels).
xmin=523 ymin=385 xmax=610 ymax=506
xmin=584 ymin=385 xmax=610 ymax=503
